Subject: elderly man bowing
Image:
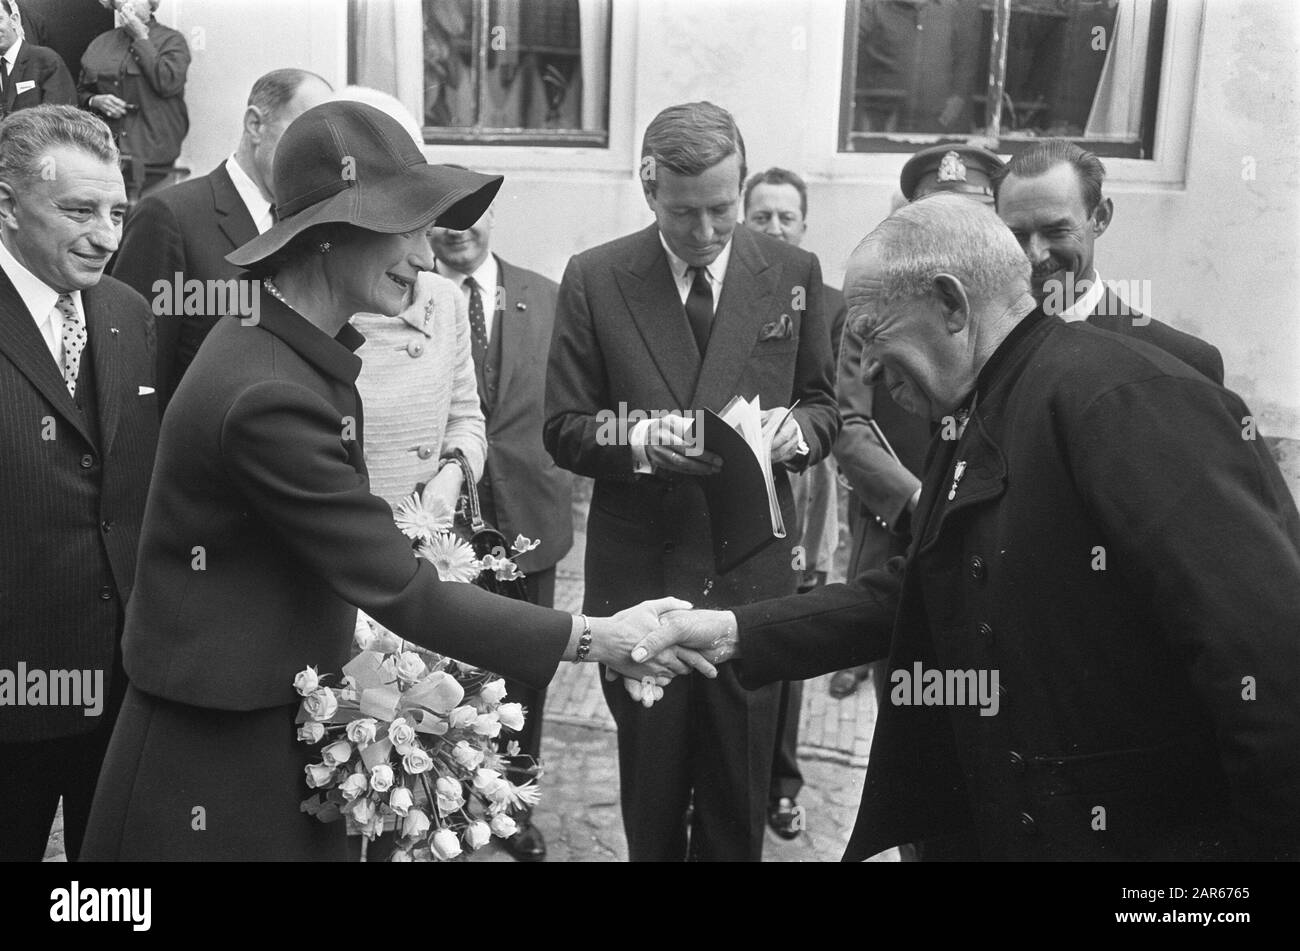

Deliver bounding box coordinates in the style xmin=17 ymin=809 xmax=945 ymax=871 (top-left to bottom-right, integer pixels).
xmin=635 ymin=194 xmax=1300 ymax=861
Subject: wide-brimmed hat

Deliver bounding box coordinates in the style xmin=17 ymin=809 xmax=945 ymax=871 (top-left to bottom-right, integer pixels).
xmin=227 ymin=101 xmax=502 ymax=268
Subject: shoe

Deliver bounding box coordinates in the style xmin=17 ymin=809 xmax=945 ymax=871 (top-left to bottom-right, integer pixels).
xmin=502 ymin=819 xmax=547 ymax=862
xmin=767 ymin=798 xmax=803 ymax=840
xmin=828 ymin=668 xmax=862 ymax=698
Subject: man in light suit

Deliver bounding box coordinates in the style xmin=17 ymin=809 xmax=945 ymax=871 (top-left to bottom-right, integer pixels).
xmin=545 ymin=101 xmax=840 ymax=861
xmin=0 ymin=104 xmax=158 ymax=860
xmin=0 ymin=0 xmax=76 ymax=118
xmin=111 ymin=67 xmax=332 ymax=409
xmin=993 ymin=138 xmax=1223 ymax=383
xmin=432 ymin=198 xmax=574 ymax=862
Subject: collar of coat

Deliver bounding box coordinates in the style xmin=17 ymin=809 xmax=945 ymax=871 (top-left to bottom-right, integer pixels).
xmin=913 ymin=306 xmax=1055 ymax=556
xmin=251 ymin=279 xmax=365 ymax=385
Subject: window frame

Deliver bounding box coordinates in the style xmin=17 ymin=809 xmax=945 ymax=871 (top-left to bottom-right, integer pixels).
xmin=838 ymin=0 xmax=1171 ymax=160
xmin=347 ymin=0 xmax=613 ymax=149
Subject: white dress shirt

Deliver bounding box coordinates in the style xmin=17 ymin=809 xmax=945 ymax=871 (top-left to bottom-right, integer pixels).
xmin=1059 ymin=268 xmax=1107 ymax=322
xmin=658 ymin=231 xmax=731 ymax=313
xmin=225 ymin=156 xmax=275 ymax=235
xmin=436 ymin=253 xmax=499 ymax=341
xmin=2 ymin=37 xmax=22 ymax=79
xmin=0 ymin=236 xmax=84 ymax=365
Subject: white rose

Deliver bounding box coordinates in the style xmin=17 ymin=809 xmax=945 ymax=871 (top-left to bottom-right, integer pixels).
xmin=496 ymin=702 xmax=525 ymax=731
xmin=322 ymin=739 xmax=353 ymax=767
xmin=388 ymin=786 xmax=413 ymax=816
xmin=350 ymin=798 xmax=376 ymax=824
xmin=293 ymin=666 xmax=320 ymax=696
xmin=303 ymin=687 xmax=338 ymax=722
xmin=402 ymin=808 xmax=431 ymax=839
xmin=297 ymin=722 xmax=325 ymax=744
xmin=353 ymin=616 xmax=378 ymax=651
xmin=394 ymin=650 xmax=428 ymax=684
xmin=480 ymin=679 xmax=508 ymax=705
xmin=490 ymin=813 xmax=518 ymax=838
xmin=402 ymin=748 xmax=434 ymax=774
xmin=447 ymin=705 xmax=477 ymax=729
xmin=431 ymin=827 xmax=462 ymax=860
xmin=368 ymin=763 xmax=395 ymax=793
xmin=390 ymin=849 xmax=413 ymax=862
xmin=473 ymin=768 xmax=506 ymax=798
xmin=387 ymin=717 xmax=417 ymax=753
xmin=346 ymin=718 xmax=378 ymax=748
xmin=304 ymin=762 xmax=334 ymax=789
xmin=338 ymin=770 xmax=369 ymax=801
xmin=374 ymin=629 xmax=403 ymax=653
xmin=471 ymin=712 xmax=501 ymax=738
xmin=463 ymin=821 xmax=491 ymax=851
xmin=451 ymin=741 xmax=485 ymax=770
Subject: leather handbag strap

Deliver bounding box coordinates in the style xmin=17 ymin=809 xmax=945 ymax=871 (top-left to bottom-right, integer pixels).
xmin=449 ymin=450 xmax=485 ymax=533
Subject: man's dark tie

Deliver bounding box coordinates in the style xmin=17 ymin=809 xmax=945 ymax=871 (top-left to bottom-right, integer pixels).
xmin=464 ymin=276 xmax=488 ymax=368
xmin=685 ymin=265 xmax=713 ymax=356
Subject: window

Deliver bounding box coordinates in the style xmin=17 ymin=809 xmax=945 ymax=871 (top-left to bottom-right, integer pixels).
xmin=840 ymin=0 xmax=1167 ymax=158
xmin=350 ymin=0 xmax=611 ymax=147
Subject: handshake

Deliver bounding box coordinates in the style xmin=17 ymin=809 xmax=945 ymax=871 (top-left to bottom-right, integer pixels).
xmin=575 ymin=598 xmax=741 ymax=708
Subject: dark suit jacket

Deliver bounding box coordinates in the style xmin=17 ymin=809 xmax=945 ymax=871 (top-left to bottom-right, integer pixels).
xmin=0 ymin=39 xmax=77 ymax=116
xmin=112 ymin=161 xmax=259 ymax=408
xmin=734 ymin=313 xmax=1300 ymax=860
xmin=477 ymin=256 xmax=573 ymax=575
xmin=1087 ymin=286 xmax=1224 ymax=384
xmin=545 ymin=224 xmax=839 ymax=613
xmin=0 ymin=268 xmax=158 ymax=741
xmin=121 ymin=291 xmax=570 ymax=711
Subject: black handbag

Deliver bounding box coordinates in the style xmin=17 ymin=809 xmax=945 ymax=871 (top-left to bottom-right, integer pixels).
xmin=446 ymin=452 xmax=529 ymax=601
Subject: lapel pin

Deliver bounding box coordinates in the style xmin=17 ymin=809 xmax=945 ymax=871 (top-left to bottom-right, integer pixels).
xmin=948 ymin=460 xmax=967 ymax=501
xmin=110 ymin=327 xmax=119 ymax=335
xmin=515 ymin=302 xmax=526 ymax=311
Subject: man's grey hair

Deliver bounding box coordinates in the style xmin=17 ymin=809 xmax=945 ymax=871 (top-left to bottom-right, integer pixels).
xmin=856 ymin=192 xmax=1030 ymax=306
xmin=247 ymin=68 xmax=331 ymax=123
xmin=641 ymin=101 xmax=746 ymax=195
xmin=0 ymin=105 xmax=120 ymax=190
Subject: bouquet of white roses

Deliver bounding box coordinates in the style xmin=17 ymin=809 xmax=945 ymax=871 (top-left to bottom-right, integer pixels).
xmin=294 ymin=637 xmax=540 ymax=861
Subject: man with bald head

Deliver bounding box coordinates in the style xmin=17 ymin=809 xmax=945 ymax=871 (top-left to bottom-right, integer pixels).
xmin=634 ymin=193 xmax=1300 ymax=861
xmin=112 ymin=67 xmax=332 ymax=408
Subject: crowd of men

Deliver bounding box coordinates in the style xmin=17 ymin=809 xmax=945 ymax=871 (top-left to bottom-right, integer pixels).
xmin=1 ymin=18 xmax=1297 ymax=863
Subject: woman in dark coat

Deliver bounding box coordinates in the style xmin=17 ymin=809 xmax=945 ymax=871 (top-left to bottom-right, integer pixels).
xmin=81 ymin=102 xmax=706 ymax=861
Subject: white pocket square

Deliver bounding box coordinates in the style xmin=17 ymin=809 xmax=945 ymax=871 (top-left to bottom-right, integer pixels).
xmin=15 ymin=80 xmax=36 ymax=95
xmin=138 ymin=386 xmax=155 ymax=396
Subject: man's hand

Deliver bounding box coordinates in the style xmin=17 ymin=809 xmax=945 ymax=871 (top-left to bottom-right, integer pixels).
xmin=631 ymin=608 xmax=740 ymax=666
xmin=421 ymin=463 xmax=463 ymax=521
xmin=119 ymin=2 xmax=151 ymax=40
xmin=602 ymin=642 xmax=716 ymax=708
xmin=92 ymin=94 xmax=130 ymax=119
xmin=762 ymin=407 xmax=803 ymax=464
xmin=641 ymin=413 xmax=722 ymax=477
xmin=587 ymin=598 xmax=719 ymax=680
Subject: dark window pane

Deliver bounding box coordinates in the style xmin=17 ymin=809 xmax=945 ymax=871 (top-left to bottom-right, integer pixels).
xmin=853 ymin=0 xmax=986 ymax=135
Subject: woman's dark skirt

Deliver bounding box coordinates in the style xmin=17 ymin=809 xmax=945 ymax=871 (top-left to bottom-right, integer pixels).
xmin=82 ymin=685 xmax=347 ymax=861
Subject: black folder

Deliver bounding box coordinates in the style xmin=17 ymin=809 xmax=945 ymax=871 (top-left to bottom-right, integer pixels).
xmin=692 ymin=408 xmax=786 ymax=575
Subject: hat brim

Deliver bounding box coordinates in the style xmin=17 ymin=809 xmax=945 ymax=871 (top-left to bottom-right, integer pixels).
xmin=226 ymin=164 xmax=503 ymax=268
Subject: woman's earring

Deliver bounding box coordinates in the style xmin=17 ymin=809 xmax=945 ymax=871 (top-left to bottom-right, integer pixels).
xmin=318 ymin=242 xmax=332 ymax=254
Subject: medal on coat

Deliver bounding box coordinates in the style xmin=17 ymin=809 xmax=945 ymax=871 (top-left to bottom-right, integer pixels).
xmin=948 ymin=460 xmax=967 ymax=501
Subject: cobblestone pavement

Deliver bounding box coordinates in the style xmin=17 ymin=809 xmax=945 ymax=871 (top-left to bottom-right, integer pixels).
xmin=47 ymin=482 xmax=885 ymax=862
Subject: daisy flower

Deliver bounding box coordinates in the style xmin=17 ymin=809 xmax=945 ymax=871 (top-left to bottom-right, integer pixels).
xmin=393 ymin=492 xmax=455 ymax=545
xmin=420 ymin=532 xmax=480 ymax=583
